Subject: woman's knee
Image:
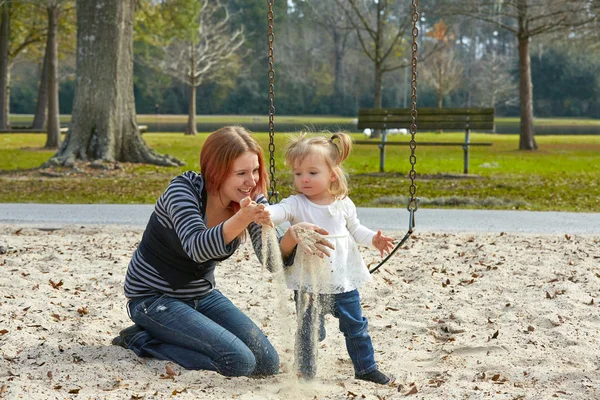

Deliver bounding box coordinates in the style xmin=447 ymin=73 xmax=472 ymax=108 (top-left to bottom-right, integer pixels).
xmin=214 ymin=345 xmax=257 ymax=377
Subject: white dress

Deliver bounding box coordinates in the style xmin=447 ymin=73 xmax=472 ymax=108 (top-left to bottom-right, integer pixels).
xmin=267 ymin=195 xmax=375 ymax=294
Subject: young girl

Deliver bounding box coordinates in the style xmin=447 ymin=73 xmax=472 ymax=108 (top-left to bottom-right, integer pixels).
xmin=266 ymin=132 xmax=395 ymax=385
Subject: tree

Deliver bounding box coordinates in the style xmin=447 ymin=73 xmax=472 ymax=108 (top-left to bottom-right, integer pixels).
xmin=140 ymin=0 xmax=244 ymax=135
xmin=0 ymin=2 xmax=47 ymax=130
xmin=0 ymin=2 xmax=9 ymax=129
xmin=422 ymin=20 xmax=463 ymax=108
xmin=30 ymin=0 xmax=75 ymax=149
xmin=472 ymin=53 xmax=518 ymax=110
xmin=334 ymin=0 xmax=412 ymax=110
xmin=301 ymin=1 xmax=354 ymax=114
xmin=45 ymin=0 xmax=183 ymax=167
xmin=444 ymin=0 xmax=597 ymax=150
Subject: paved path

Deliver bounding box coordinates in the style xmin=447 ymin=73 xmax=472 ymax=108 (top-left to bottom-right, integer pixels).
xmin=0 ymin=204 xmax=598 ymax=234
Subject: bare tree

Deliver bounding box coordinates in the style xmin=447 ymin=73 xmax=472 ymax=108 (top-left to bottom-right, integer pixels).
xmin=444 ymin=0 xmax=597 ymax=150
xmin=305 ymin=1 xmax=354 ymax=113
xmin=334 ymin=0 xmax=412 ymax=111
xmin=45 ymin=0 xmax=183 ymax=167
xmin=422 ymin=20 xmax=463 ymax=108
xmin=149 ymin=0 xmax=244 ymax=135
xmin=422 ymin=49 xmax=463 ymax=108
xmin=472 ymin=53 xmax=519 ymax=110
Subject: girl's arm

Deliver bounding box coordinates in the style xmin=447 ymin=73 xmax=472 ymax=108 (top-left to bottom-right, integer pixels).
xmin=344 ymin=197 xmax=376 ymax=247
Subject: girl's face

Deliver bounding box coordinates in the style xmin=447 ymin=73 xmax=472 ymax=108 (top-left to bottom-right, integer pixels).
xmin=219 ymin=151 xmax=261 ymax=206
xmin=293 ymin=152 xmax=337 ymax=204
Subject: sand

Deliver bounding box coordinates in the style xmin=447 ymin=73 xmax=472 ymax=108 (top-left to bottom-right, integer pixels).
xmin=0 ymin=224 xmax=599 ymax=399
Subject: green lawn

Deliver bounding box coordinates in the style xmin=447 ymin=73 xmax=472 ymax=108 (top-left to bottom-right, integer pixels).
xmin=1 ymin=130 xmax=599 ymax=212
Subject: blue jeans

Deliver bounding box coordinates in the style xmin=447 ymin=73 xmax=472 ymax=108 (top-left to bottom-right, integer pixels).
xmin=125 ymin=290 xmax=279 ymax=377
xmin=294 ymin=289 xmax=376 ymax=378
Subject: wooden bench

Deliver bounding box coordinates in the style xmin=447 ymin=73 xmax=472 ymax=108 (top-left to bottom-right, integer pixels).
xmin=356 ymin=108 xmax=494 ymax=173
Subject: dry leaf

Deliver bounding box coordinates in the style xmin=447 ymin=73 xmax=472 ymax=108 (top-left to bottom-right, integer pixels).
xmin=49 ymin=279 xmax=64 ymax=289
xmin=406 ymin=386 xmax=418 ymax=395
xmin=165 ymin=364 xmax=177 ymax=377
xmin=491 ymin=330 xmax=499 ymax=339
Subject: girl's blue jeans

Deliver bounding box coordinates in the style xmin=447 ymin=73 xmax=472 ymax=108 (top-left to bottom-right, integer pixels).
xmin=294 ymin=289 xmax=377 ymax=379
xmin=125 ymin=290 xmax=280 ymax=377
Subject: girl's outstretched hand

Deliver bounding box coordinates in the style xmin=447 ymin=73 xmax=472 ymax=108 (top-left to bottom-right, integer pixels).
xmin=239 ymin=197 xmax=273 ymax=227
xmin=372 ymin=230 xmax=395 ymax=257
xmin=289 ymin=222 xmax=335 ymax=259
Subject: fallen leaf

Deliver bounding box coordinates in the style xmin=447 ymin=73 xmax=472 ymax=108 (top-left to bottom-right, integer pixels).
xmin=49 ymin=279 xmax=64 ymax=289
xmin=165 ymin=364 xmax=177 ymax=377
xmin=406 ymin=386 xmax=418 ymax=395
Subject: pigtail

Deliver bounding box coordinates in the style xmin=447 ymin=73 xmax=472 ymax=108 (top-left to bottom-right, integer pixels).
xmin=330 ymin=132 xmax=352 ymax=164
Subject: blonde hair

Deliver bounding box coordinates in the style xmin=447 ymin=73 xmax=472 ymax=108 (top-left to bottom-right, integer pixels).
xmin=284 ymin=131 xmax=352 ymax=199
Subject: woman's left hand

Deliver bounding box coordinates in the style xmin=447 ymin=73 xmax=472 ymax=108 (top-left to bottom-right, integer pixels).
xmin=372 ymin=230 xmax=395 ymax=257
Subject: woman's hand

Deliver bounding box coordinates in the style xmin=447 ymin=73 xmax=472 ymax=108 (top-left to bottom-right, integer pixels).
xmin=239 ymin=197 xmax=273 ymax=227
xmin=372 ymin=230 xmax=395 ymax=257
xmin=289 ymin=222 xmax=335 ymax=258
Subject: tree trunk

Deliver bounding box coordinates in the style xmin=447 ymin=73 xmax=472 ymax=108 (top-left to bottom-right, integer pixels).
xmin=332 ymin=31 xmax=344 ymax=115
xmin=32 ymin=51 xmax=49 ymax=130
xmin=44 ymin=5 xmax=61 ymax=149
xmin=185 ymin=85 xmax=197 ymax=135
xmin=45 ymin=0 xmax=183 ymax=167
xmin=0 ymin=2 xmax=10 ymax=130
xmin=371 ymin=62 xmax=383 ymax=139
xmin=438 ymin=95 xmax=443 ymax=108
xmin=517 ymin=35 xmax=537 ymax=150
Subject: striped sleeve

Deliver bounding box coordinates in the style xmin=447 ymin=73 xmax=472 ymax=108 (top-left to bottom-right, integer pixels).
xmin=156 ymin=174 xmax=238 ymax=263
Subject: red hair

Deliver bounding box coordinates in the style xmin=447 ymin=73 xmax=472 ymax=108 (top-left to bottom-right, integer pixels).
xmin=200 ymin=126 xmax=268 ymax=203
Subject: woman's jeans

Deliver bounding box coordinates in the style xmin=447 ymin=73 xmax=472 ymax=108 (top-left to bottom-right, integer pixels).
xmin=125 ymin=290 xmax=279 ymax=377
xmin=294 ymin=289 xmax=376 ymax=379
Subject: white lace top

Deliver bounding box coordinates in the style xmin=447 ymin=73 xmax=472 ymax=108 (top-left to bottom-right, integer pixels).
xmin=267 ymin=195 xmax=375 ymax=294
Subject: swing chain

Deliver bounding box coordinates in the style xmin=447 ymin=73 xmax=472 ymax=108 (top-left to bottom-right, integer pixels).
xmin=267 ymin=0 xmax=278 ymax=204
xmin=407 ymin=0 xmax=419 ymax=218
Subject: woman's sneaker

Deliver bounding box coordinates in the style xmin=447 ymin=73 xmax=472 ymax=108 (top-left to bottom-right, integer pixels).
xmin=355 ymin=369 xmax=395 ymax=385
xmin=111 ymin=325 xmax=144 ymax=349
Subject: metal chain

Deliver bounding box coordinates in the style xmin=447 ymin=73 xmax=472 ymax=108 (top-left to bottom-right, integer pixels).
xmin=407 ymin=0 xmax=419 ymax=215
xmin=267 ymin=0 xmax=278 ymax=204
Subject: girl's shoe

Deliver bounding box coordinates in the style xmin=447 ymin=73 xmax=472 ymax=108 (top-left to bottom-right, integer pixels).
xmin=355 ymin=369 xmax=395 ymax=385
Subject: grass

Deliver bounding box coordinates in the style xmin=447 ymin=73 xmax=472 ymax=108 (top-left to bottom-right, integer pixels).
xmin=1 ymin=130 xmax=599 ymax=212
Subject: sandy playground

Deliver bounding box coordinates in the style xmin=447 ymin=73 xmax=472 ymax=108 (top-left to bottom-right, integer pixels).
xmin=0 ymin=224 xmax=599 ymax=399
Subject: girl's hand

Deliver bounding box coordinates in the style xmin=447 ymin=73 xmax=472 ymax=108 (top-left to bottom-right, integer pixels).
xmin=239 ymin=197 xmax=273 ymax=227
xmin=289 ymin=222 xmax=335 ymax=258
xmin=372 ymin=230 xmax=395 ymax=257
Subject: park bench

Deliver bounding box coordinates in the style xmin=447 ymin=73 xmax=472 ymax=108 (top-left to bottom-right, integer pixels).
xmin=356 ymin=107 xmax=494 ymax=173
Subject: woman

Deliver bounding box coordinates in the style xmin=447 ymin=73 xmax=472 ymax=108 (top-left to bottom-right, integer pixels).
xmin=112 ymin=126 xmax=332 ymax=377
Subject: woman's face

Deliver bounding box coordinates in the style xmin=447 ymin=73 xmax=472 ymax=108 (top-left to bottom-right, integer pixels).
xmin=219 ymin=151 xmax=261 ymax=205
